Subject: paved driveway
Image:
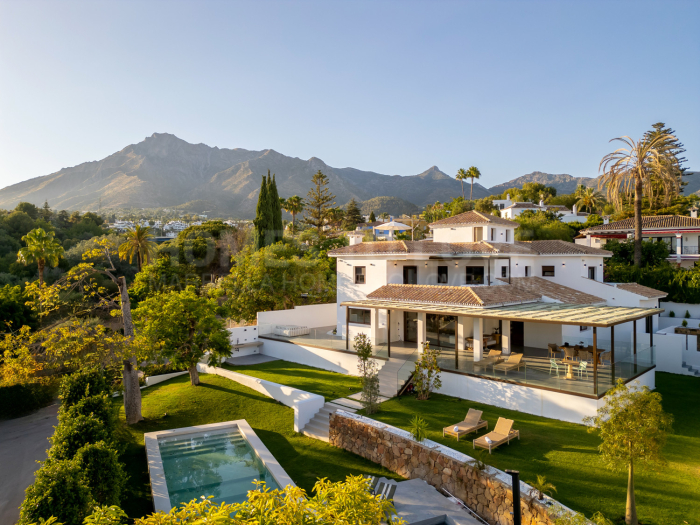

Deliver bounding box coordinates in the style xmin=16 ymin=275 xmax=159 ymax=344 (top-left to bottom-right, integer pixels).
xmin=0 ymin=403 xmax=58 ymax=525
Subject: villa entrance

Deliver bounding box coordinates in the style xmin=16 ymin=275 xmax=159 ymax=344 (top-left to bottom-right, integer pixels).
xmin=404 ymin=312 xmax=418 ymax=343
xmin=427 ymin=314 xmax=456 ymax=348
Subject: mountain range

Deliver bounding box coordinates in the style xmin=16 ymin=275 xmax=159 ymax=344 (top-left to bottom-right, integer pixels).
xmin=10 ymin=133 xmax=693 ymax=218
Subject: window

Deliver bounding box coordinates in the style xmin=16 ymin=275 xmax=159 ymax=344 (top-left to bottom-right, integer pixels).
xmin=466 ymin=266 xmax=485 ymax=284
xmin=505 ymin=230 xmax=511 ymax=242
xmin=588 ymin=266 xmax=596 ymax=280
xmin=349 ymin=308 xmax=371 ymax=325
xmin=437 ymin=266 xmax=448 ymax=284
xmin=403 ymin=266 xmax=418 ymax=285
xmin=501 ymin=266 xmax=507 ymax=278
xmin=542 ymin=265 xmax=555 ymax=277
xmin=354 ymin=266 xmax=366 ymax=284
xmin=490 ymin=228 xmax=495 ymax=241
xmin=580 ymin=325 xmax=589 ymax=331
xmin=525 ymin=266 xmax=531 ymax=277
xmin=474 ymin=227 xmax=483 ymax=242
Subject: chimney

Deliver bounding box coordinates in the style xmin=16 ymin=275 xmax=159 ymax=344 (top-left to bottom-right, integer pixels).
xmin=572 ymin=204 xmax=577 ymax=214
xmin=603 ymin=215 xmax=610 ymax=225
xmin=539 ymin=199 xmax=544 ymax=207
xmin=506 ymin=193 xmax=511 ymax=201
xmin=690 ymin=206 xmax=698 ymax=219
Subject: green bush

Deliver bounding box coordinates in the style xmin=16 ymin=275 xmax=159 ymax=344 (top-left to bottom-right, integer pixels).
xmin=73 ymin=441 xmax=127 ymax=505
xmin=49 ymin=413 xmax=114 ymax=460
xmin=141 ymin=362 xmax=189 ymax=377
xmin=59 ymin=394 xmax=115 ymax=432
xmin=686 ymin=310 xmax=691 ymax=318
xmin=18 ymin=459 xmax=92 ymax=525
xmin=0 ymin=383 xmax=54 ymax=419
xmin=670 ymin=311 xmax=676 ymax=317
xmin=58 ymin=368 xmax=109 ymax=408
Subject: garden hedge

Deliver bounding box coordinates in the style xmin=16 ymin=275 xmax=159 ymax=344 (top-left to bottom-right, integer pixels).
xmin=0 ymin=382 xmax=54 ymax=419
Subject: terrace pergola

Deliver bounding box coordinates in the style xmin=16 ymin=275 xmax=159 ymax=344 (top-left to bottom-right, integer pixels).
xmin=341 ymin=299 xmax=663 ymax=395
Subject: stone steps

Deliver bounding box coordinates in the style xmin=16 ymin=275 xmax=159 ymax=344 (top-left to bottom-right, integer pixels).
xmin=682 ymin=361 xmax=700 ymax=377
xmin=302 ymin=402 xmax=355 ymax=443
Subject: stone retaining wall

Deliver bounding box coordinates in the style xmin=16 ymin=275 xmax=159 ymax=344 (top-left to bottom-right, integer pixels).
xmin=329 ymin=412 xmax=555 ymax=525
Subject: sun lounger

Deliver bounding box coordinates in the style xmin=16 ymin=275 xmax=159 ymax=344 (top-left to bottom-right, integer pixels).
xmin=364 ymin=475 xmax=379 ymax=493
xmin=475 ymin=350 xmax=502 ymax=370
xmin=443 ymin=409 xmax=488 ymax=441
xmin=493 ymin=353 xmax=525 ymax=374
xmin=473 ymin=417 xmax=520 ymax=454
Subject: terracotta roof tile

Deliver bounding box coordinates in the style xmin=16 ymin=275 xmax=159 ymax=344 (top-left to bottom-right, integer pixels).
xmin=582 ymin=215 xmax=700 ymax=233
xmin=614 ymin=283 xmax=667 ymax=299
xmin=518 ymin=240 xmax=612 ymax=256
xmin=329 ymin=240 xmax=538 ymax=256
xmin=498 ymin=276 xmax=605 ymax=305
xmin=366 ymin=283 xmax=541 ymax=308
xmin=429 ymin=210 xmax=518 ymax=228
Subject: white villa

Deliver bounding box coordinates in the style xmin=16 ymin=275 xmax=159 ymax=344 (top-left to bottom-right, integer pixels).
xmin=500 ymin=199 xmax=590 ymax=223
xmin=577 ymin=210 xmax=700 ymax=268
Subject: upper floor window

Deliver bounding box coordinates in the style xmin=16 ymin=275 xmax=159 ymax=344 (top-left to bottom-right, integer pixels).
xmin=354 ymin=266 xmax=366 ymax=284
xmin=490 ymin=228 xmax=495 ymax=241
xmin=501 ymin=266 xmax=508 ymax=278
xmin=505 ymin=230 xmax=511 ymax=242
xmin=466 ymin=266 xmax=485 ymax=284
xmin=474 ymin=227 xmax=483 ymax=242
xmin=588 ymin=266 xmax=596 ymax=280
xmin=438 ymin=266 xmax=448 ymax=284
xmin=542 ymin=266 xmax=555 ymax=277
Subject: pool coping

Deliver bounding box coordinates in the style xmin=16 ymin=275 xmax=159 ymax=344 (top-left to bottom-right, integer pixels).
xmin=144 ymin=419 xmax=296 ymax=513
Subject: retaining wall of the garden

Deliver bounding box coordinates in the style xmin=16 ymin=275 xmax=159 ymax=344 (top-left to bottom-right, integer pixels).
xmin=329 ymin=411 xmax=559 ymax=525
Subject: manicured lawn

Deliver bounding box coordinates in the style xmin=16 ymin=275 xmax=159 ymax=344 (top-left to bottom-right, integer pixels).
xmin=221 ymin=359 xmax=362 ymax=401
xmin=362 ymin=372 xmax=700 ymax=525
xmin=113 ymin=373 xmax=399 ymax=520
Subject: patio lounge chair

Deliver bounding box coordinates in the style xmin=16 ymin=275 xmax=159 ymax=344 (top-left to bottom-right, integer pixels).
xmin=364 ymin=475 xmax=379 ymax=493
xmin=493 ymin=353 xmax=525 ymax=375
xmin=443 ymin=409 xmax=488 ymax=441
xmin=473 ymin=417 xmax=520 ymax=454
xmin=475 ymin=350 xmax=502 ymax=369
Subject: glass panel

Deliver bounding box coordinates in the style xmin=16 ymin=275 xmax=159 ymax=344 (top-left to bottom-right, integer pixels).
xmin=437 ymin=266 xmax=448 ymax=284
xmin=426 ymin=314 xmax=440 ymax=346
xmin=439 ymin=316 xmax=456 ymax=348
xmin=404 ymin=312 xmax=418 ymax=342
xmin=466 ymin=266 xmax=484 ymax=284
xmin=403 ymin=266 xmax=417 ymax=285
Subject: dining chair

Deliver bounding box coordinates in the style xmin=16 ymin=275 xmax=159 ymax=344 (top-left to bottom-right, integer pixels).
xmin=564 ymin=346 xmax=576 ymax=360
xmin=577 ymin=361 xmax=588 ymax=379
xmin=549 ymin=358 xmax=559 ymax=377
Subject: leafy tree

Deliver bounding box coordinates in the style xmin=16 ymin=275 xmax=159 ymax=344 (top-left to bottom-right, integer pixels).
xmin=584 ymin=379 xmax=673 ymax=525
xmin=15 ymin=201 xmax=40 ymax=220
xmin=413 ymin=342 xmax=441 ymax=400
xmin=133 ymin=286 xmax=231 ymax=385
xmin=4 ymin=210 xmax=36 ymax=238
xmin=0 ymin=284 xmax=38 ymax=331
xmin=303 ymin=170 xmax=336 ymax=237
xmin=17 ymin=228 xmax=64 ymax=286
xmin=603 ymin=239 xmax=670 ymax=268
xmin=130 ymin=252 xmax=199 ymax=305
xmin=343 ymin=198 xmax=364 ymax=230
xmin=420 ymin=202 xmax=448 ymax=223
xmin=455 ymin=168 xmax=468 ymax=199
xmin=445 ymin=197 xmax=470 ymax=216
xmin=466 ymin=166 xmax=481 ymax=200
xmin=221 ymin=242 xmax=336 ymax=323
xmin=644 ymin=122 xmax=688 ymax=209
xmin=368 ymin=210 xmax=376 ymax=223
xmin=599 ymin=133 xmax=681 ymax=267
xmin=474 ymin=197 xmax=498 ymax=215
xmin=41 ymin=200 xmax=53 ymax=221
xmin=118 ymin=225 xmax=156 ymax=272
xmin=514 ymin=210 xmax=574 ymax=241
xmin=326 ymin=207 xmax=345 ymax=231
xmin=281 ymin=195 xmax=304 ymax=232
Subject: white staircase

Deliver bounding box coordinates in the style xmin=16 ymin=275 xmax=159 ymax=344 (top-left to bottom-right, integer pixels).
xmin=301 ymin=358 xmax=411 ymax=442
xmin=682 ymin=361 xmax=700 ymax=377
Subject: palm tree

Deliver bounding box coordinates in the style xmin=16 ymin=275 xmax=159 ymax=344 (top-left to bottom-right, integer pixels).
xmin=456 ymin=168 xmax=469 ymax=199
xmin=282 ymin=195 xmax=304 ymax=231
xmin=576 ymin=187 xmax=602 ymax=213
xmin=599 ymin=134 xmax=680 ymax=267
xmin=17 ymin=228 xmax=64 ymax=287
xmin=466 ymin=166 xmax=481 ymax=201
xmin=528 ymin=475 xmax=557 ymax=501
xmin=118 ymin=225 xmax=157 ymax=271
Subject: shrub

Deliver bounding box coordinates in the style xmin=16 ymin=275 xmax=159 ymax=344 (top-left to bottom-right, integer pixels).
xmin=670 ymin=311 xmax=675 ymax=317
xmin=141 ymin=362 xmax=188 ymax=377
xmin=19 ymin=459 xmax=92 ymax=525
xmin=409 ymin=415 xmax=428 ymax=443
xmin=682 ymin=319 xmax=688 ymax=327
xmin=686 ymin=310 xmax=691 ymax=318
xmin=58 ymin=368 xmax=109 ymax=408
xmin=73 ymin=441 xmax=127 ymax=505
xmin=59 ymin=394 xmax=115 ymax=432
xmin=49 ymin=413 xmax=114 ymax=460
xmin=0 ymin=383 xmax=54 ymax=419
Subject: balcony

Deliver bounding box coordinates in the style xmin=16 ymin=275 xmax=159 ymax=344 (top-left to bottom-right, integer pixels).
xmin=667 ymin=246 xmax=700 ymax=255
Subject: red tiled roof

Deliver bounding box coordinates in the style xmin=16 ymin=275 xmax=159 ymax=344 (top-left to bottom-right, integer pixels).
xmin=518 ymin=240 xmax=612 ymax=256
xmin=614 ymin=283 xmax=667 ymax=299
xmin=499 ymin=276 xmax=605 ymax=305
xmin=582 ymin=215 xmax=700 ymax=233
xmin=429 ymin=210 xmax=517 ymax=228
xmin=366 ymin=284 xmax=541 ymax=308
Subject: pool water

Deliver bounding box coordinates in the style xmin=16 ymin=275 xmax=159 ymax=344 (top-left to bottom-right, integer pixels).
xmin=158 ymin=427 xmax=280 ymax=508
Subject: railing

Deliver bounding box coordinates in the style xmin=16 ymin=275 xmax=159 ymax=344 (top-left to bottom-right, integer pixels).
xmin=667 ymin=246 xmax=700 ymax=255
xmin=395 ymin=349 xmax=419 ymax=395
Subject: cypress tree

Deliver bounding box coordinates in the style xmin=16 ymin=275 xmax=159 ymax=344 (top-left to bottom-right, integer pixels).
xmin=369 ymin=211 xmax=376 ymax=223
xmin=253 ymin=175 xmax=270 ymax=250
xmin=269 ymin=173 xmax=284 ymax=242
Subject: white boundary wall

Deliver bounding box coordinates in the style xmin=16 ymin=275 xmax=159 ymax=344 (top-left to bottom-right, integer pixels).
xmin=197 ymin=363 xmax=325 ymax=432
xmin=257 ymin=303 xmax=337 ymax=330
xmin=660 ymin=301 xmax=700 ymax=319
xmin=145 ymin=371 xmax=189 ymax=387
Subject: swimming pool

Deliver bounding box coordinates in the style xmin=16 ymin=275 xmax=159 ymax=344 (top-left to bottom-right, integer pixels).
xmin=145 ymin=420 xmax=294 ymax=512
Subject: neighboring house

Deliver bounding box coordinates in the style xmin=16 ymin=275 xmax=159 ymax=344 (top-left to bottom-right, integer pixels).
xmin=492 ymin=194 xmax=513 ymax=210
xmin=164 ymin=220 xmax=188 ymax=232
xmin=373 ymin=220 xmax=412 ymax=240
xmin=501 ymin=200 xmax=589 ymax=223
xmin=323 ymin=209 xmax=664 ymax=421
xmin=577 ymin=210 xmax=700 ymax=268
xmin=109 ymin=220 xmax=134 ymax=232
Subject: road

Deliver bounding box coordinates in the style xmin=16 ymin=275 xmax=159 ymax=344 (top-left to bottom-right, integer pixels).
xmin=0 ymin=403 xmax=58 ymax=525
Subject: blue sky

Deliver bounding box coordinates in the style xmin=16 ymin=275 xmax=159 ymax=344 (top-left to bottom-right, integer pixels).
xmin=0 ymin=0 xmax=698 ymax=189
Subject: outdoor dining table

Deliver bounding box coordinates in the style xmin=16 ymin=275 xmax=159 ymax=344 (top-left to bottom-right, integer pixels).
xmin=562 ymin=358 xmax=578 ymax=380
xmin=560 ymin=345 xmax=604 ymax=365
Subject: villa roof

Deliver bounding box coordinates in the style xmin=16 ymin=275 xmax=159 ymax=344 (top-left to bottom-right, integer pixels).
xmin=498 ymin=276 xmax=605 ymax=305
xmin=429 ymin=210 xmax=517 ymax=228
xmin=366 ymin=283 xmax=541 ymax=308
xmin=613 ymin=283 xmax=667 ymax=299
xmin=504 ymin=202 xmax=540 ymax=210
xmin=328 ymin=239 xmax=611 ymax=257
xmin=520 ymin=240 xmax=612 ymax=256
xmin=582 ymin=215 xmax=700 ymax=234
